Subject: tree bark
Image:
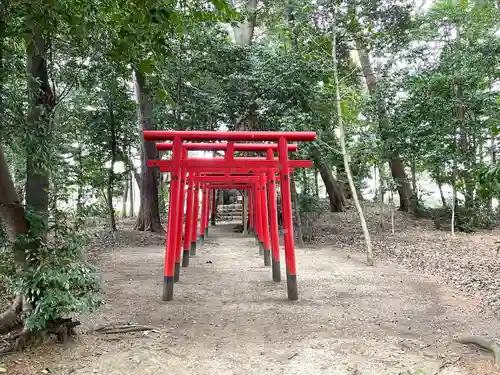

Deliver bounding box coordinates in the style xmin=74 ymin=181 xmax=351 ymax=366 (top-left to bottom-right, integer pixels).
xmin=311 ymin=147 xmax=345 ymax=212
xmin=454 ymin=80 xmax=474 ymax=210
xmin=489 ymin=133 xmax=496 ymax=210
xmin=133 ymin=70 xmax=163 ymax=233
xmin=0 ymin=144 xmax=29 ymax=335
xmin=25 ymin=22 xmax=54 ymax=230
xmin=228 ymin=0 xmax=258 ymax=132
xmin=117 ymin=149 xmax=141 ymax=189
xmin=301 ymin=168 xmax=308 ymax=195
xmin=129 ymin=169 xmax=134 ymax=217
xmin=287 ymin=0 xmax=299 ymax=51
xmin=107 ymin=94 xmax=117 ymax=231
xmin=335 ymin=22 xmax=373 ymax=265
xmin=410 ymin=156 xmax=417 ymax=195
xmin=242 ymin=190 xmax=248 ymax=235
xmin=75 ymin=142 xmax=84 ymax=216
xmin=314 ymin=168 xmax=319 ymax=198
xmin=231 ymin=0 xmax=258 ymax=46
xmin=121 ymin=175 xmax=128 ymax=219
xmin=451 ymin=151 xmax=457 ymax=236
xmin=438 ymin=180 xmax=446 ymax=208
xmin=378 ymin=165 xmax=384 ymax=228
xmin=355 ymin=40 xmax=412 ymax=212
xmin=0 ymin=148 xmax=29 ymax=258
xmin=0 ymin=0 xmax=5 ymax=125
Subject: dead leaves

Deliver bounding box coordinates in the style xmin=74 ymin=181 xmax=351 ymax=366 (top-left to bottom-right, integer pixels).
xmin=312 ymin=202 xmax=500 ymax=315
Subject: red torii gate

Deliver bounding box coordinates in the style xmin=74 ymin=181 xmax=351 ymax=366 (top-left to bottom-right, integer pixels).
xmin=151 ymin=158 xmax=310 ymax=275
xmin=156 ymin=142 xmax=299 ymax=227
xmin=143 ymin=130 xmax=316 ymax=302
xmin=150 ymin=156 xmax=312 ymax=277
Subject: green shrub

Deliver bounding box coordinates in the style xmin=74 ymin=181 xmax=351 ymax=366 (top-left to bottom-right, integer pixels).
xmin=0 ymin=213 xmax=101 ymax=331
xmin=432 ymin=203 xmax=498 ymax=233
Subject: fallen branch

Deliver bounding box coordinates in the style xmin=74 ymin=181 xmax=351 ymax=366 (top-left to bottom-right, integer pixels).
xmin=434 ymin=354 xmax=462 ymax=374
xmin=94 ymin=324 xmax=160 ymax=335
xmin=457 ymin=335 xmax=500 ymax=363
xmin=288 ymin=353 xmax=298 ymax=360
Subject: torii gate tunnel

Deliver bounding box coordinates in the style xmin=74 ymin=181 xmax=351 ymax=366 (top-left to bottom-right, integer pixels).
xmin=143 ymin=130 xmax=316 ymax=301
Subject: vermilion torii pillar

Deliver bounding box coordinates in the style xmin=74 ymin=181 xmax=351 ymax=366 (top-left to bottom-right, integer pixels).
xmin=144 ymin=130 xmax=316 ymax=301
xmin=151 ymin=146 xmax=307 ymax=268
xmin=153 ymin=157 xmax=310 ymax=265
xmin=191 ymin=179 xmax=200 ymax=256
xmin=155 ymin=160 xmax=311 ymax=271
xmin=155 ymin=159 xmax=312 ymax=285
xmin=266 ymin=149 xmax=281 ymax=281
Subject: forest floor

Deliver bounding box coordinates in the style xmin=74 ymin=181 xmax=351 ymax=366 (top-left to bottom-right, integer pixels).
xmin=2 ymin=206 xmax=500 ymax=374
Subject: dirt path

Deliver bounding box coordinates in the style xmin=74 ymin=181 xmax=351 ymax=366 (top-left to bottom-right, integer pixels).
xmin=4 ymin=224 xmax=500 ymax=374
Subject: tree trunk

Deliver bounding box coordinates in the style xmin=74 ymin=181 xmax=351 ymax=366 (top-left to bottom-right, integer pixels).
xmin=290 ymin=174 xmax=304 ymax=247
xmin=117 ymin=149 xmax=141 ymax=189
xmin=451 ymin=155 xmax=457 ymax=236
xmin=378 ymin=165 xmax=384 ymax=229
xmin=411 ymin=156 xmax=417 ymax=195
xmin=287 ymin=0 xmax=299 ymax=51
xmin=25 ymin=22 xmax=54 ymax=231
xmin=230 ymin=0 xmax=258 ymax=46
xmin=314 ymin=168 xmax=319 ymax=198
xmin=438 ymin=180 xmax=447 ymax=208
xmin=76 ymin=143 xmax=84 ymax=216
xmin=158 ymin=157 xmax=166 ymax=215
xmin=242 ymin=190 xmax=248 ymax=235
xmin=390 ymin=190 xmax=395 ymax=234
xmin=129 ymin=169 xmax=134 ymax=217
xmin=121 ymin=175 xmax=128 ymax=219
xmin=0 ymin=147 xmax=29 ymax=261
xmin=106 ymin=176 xmax=116 ymax=230
xmin=489 ymin=134 xmax=496 ymax=210
xmin=0 ymin=147 xmax=29 ymax=332
xmin=454 ymin=81 xmax=474 ymax=210
xmin=335 ymin=23 xmax=373 ymax=265
xmin=311 ymin=147 xmax=345 ymax=212
xmin=133 ymin=70 xmax=163 ymax=233
xmin=301 ymin=168 xmax=308 ymax=195
xmin=107 ymin=95 xmax=117 ymax=232
xmin=0 ymin=0 xmax=5 ymax=129
xmin=355 ymin=40 xmax=412 ymax=212
xmin=228 ymin=0 xmax=259 ymax=132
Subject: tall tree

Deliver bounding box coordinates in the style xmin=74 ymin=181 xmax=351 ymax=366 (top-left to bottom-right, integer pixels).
xmin=134 ymin=70 xmax=163 ymax=232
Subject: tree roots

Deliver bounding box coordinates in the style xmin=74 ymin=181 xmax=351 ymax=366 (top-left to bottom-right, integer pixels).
xmin=0 ymin=296 xmax=22 ymax=334
xmin=0 ymin=297 xmax=80 ymax=356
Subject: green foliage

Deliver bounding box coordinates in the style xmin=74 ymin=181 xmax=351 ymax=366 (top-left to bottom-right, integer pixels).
xmin=0 ymin=211 xmax=101 ymax=331
xmin=385 ymin=0 xmax=499 ymax=218
xmin=297 ymin=192 xmax=323 ymax=242
xmin=432 ymin=203 xmax=498 ymax=233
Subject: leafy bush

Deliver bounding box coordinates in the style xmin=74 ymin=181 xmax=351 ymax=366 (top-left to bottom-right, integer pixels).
xmin=297 ymin=193 xmax=323 ymax=242
xmin=432 ymin=203 xmax=499 ymax=233
xmin=0 ymin=213 xmax=101 ymax=331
